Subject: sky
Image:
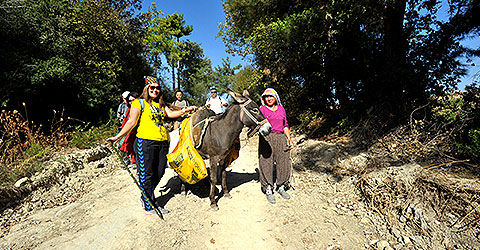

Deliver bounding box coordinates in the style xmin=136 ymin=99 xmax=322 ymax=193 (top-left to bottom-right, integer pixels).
xmin=140 ymin=0 xmax=248 ymax=70
xmin=140 ymin=0 xmax=479 ymax=91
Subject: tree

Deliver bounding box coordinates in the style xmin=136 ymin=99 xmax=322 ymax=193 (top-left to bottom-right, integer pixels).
xmin=178 ymin=41 xmax=215 ymax=105
xmin=143 ymin=6 xmax=192 ymax=90
xmin=219 ymin=0 xmax=480 ymax=122
xmin=212 ymin=57 xmax=241 ymax=93
xmin=0 ymin=0 xmax=149 ymax=124
xmin=165 ymin=13 xmax=192 ymax=90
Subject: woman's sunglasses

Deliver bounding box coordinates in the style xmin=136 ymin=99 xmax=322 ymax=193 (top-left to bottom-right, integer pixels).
xmin=149 ymin=85 xmax=161 ymax=91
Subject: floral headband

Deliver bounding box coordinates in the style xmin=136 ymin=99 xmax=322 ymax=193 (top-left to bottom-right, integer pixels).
xmin=144 ymin=76 xmax=157 ymax=85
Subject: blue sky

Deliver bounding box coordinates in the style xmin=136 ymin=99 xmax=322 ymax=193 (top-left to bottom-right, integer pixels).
xmin=140 ymin=0 xmax=479 ymax=91
xmin=140 ymin=0 xmax=248 ymax=70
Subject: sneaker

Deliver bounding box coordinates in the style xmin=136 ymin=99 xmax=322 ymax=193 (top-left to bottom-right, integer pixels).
xmin=158 ymin=207 xmax=170 ymax=214
xmin=266 ymin=193 xmax=276 ymax=204
xmin=265 ymin=186 xmax=276 ymax=204
xmin=277 ymin=186 xmax=291 ymax=199
xmin=144 ymin=207 xmax=170 ymax=215
xmin=145 ymin=210 xmax=155 ymax=215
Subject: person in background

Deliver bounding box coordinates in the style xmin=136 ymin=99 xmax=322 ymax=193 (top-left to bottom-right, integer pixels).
xmin=117 ymin=91 xmax=130 ymax=126
xmin=106 ymin=76 xmax=197 ymax=215
xmin=172 ymin=90 xmax=190 ymax=130
xmin=258 ymin=88 xmax=293 ymax=204
xmin=205 ymin=87 xmax=227 ymax=115
xmin=119 ymin=92 xmax=139 ymax=166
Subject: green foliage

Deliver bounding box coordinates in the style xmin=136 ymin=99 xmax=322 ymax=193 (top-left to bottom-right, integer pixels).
xmin=0 ymin=107 xmax=68 ymax=186
xmin=0 ymin=0 xmax=148 ymax=125
xmin=454 ymin=129 xmax=480 ymax=158
xmin=219 ymin=0 xmax=480 ymax=123
xmin=336 ymin=117 xmax=353 ymax=135
xmin=68 ymin=109 xmax=117 ymax=149
xmin=432 ymin=94 xmax=465 ymax=123
xmin=212 ymin=57 xmax=242 ymax=94
xmin=142 ymin=4 xmax=193 ymax=90
xmin=429 ymin=85 xmax=480 ymax=163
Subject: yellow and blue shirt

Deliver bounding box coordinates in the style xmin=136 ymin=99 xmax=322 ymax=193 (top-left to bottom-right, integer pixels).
xmin=131 ymin=99 xmax=168 ymax=141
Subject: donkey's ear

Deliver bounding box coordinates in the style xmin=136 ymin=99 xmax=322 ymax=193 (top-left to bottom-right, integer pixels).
xmin=227 ymin=88 xmax=248 ymax=103
xmin=242 ymin=89 xmax=250 ymax=97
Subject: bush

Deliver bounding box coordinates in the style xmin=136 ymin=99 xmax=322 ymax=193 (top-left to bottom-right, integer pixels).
xmin=68 ymin=109 xmax=117 ymax=149
xmin=431 ymin=85 xmax=480 ymax=163
xmin=0 ymin=107 xmax=68 ymax=186
xmin=0 ymin=107 xmax=116 ymax=186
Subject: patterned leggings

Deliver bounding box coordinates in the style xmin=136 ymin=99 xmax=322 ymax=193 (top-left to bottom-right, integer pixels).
xmin=258 ymin=132 xmax=291 ymax=192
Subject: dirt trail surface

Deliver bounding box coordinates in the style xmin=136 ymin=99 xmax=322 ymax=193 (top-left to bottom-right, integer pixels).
xmin=1 ymin=131 xmax=476 ymax=249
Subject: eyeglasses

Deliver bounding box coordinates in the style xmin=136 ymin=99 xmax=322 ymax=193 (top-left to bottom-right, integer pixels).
xmin=211 ymin=91 xmax=217 ymax=93
xmin=128 ymin=99 xmax=135 ymax=102
xmin=149 ymin=85 xmax=161 ymax=91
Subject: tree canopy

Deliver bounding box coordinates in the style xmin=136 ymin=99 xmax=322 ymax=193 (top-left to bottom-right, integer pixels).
xmin=219 ymin=0 xmax=480 ymax=122
xmin=1 ymin=0 xmax=150 ymax=124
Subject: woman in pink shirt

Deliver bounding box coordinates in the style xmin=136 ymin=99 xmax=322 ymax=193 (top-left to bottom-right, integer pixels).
xmin=258 ymin=88 xmax=293 ymax=204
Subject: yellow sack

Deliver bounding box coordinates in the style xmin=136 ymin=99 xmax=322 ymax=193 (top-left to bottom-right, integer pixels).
xmin=167 ymin=117 xmax=208 ymax=184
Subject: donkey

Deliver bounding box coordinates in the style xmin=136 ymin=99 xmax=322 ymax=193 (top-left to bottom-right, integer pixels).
xmin=196 ymin=89 xmax=271 ymax=210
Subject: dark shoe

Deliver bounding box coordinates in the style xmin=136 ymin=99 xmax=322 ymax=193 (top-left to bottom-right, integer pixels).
xmin=277 ymin=186 xmax=291 ymax=199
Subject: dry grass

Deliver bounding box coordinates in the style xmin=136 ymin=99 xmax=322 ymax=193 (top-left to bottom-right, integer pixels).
xmin=0 ymin=106 xmax=69 ymax=186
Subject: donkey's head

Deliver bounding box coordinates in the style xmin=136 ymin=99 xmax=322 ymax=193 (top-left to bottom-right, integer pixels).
xmin=227 ymin=89 xmax=271 ymax=137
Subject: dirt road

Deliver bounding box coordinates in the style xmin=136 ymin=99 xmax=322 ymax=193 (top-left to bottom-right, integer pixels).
xmin=1 ymin=134 xmax=383 ymax=249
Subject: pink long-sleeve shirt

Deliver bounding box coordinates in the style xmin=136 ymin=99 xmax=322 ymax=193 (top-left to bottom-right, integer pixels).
xmin=260 ymin=105 xmax=289 ymax=133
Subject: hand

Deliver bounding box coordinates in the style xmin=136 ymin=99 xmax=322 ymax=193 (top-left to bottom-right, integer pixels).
xmin=105 ymin=136 xmax=120 ymax=146
xmin=183 ymin=106 xmax=197 ymax=113
xmin=287 ymin=138 xmax=293 ymax=147
xmin=222 ymin=103 xmax=228 ymax=107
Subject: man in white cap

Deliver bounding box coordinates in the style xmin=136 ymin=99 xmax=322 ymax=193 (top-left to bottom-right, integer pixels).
xmin=117 ymin=91 xmax=130 ymax=127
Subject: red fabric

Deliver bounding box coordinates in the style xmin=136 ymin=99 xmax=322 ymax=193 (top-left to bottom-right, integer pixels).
xmin=120 ymin=108 xmax=137 ymax=157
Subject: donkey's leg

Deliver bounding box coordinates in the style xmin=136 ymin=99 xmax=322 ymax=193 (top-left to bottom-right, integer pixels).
xmin=221 ymin=163 xmax=231 ymax=199
xmin=209 ymin=160 xmax=219 ymax=210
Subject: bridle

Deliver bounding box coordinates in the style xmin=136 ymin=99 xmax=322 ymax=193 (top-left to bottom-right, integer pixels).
xmin=239 ymin=99 xmax=268 ymax=137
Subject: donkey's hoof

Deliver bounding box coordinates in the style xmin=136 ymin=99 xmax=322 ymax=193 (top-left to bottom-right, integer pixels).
xmin=210 ymin=205 xmax=219 ymax=211
xmin=224 ymin=193 xmax=232 ymax=199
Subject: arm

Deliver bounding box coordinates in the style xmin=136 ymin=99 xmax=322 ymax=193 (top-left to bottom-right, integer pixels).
xmin=165 ymin=105 xmax=197 ymax=119
xmin=221 ymin=97 xmax=228 ymax=107
xmin=106 ymin=107 xmax=141 ymax=145
xmin=284 ymin=127 xmax=293 ymax=147
xmin=281 ymin=106 xmax=292 ymax=147
xmin=116 ymin=104 xmax=123 ymax=118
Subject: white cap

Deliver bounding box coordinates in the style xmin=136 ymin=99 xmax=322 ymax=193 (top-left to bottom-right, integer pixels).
xmin=122 ymin=91 xmax=130 ymax=99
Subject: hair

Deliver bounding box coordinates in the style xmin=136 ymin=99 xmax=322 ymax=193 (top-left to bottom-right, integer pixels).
xmin=210 ymin=87 xmax=217 ymax=92
xmin=262 ymin=95 xmax=277 ymax=106
xmin=175 ymin=89 xmax=184 ymax=95
xmin=128 ymin=92 xmax=139 ymax=99
xmin=140 ymin=79 xmax=164 ymax=107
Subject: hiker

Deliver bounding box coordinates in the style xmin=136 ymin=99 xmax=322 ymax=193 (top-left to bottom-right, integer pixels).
xmin=205 ymin=87 xmax=227 ymax=115
xmin=117 ymin=91 xmax=130 ymax=131
xmin=172 ymin=89 xmax=189 ymax=130
xmin=106 ymin=76 xmax=197 ymax=215
xmin=119 ymin=92 xmax=139 ymax=165
xmin=258 ymin=88 xmax=293 ymax=204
